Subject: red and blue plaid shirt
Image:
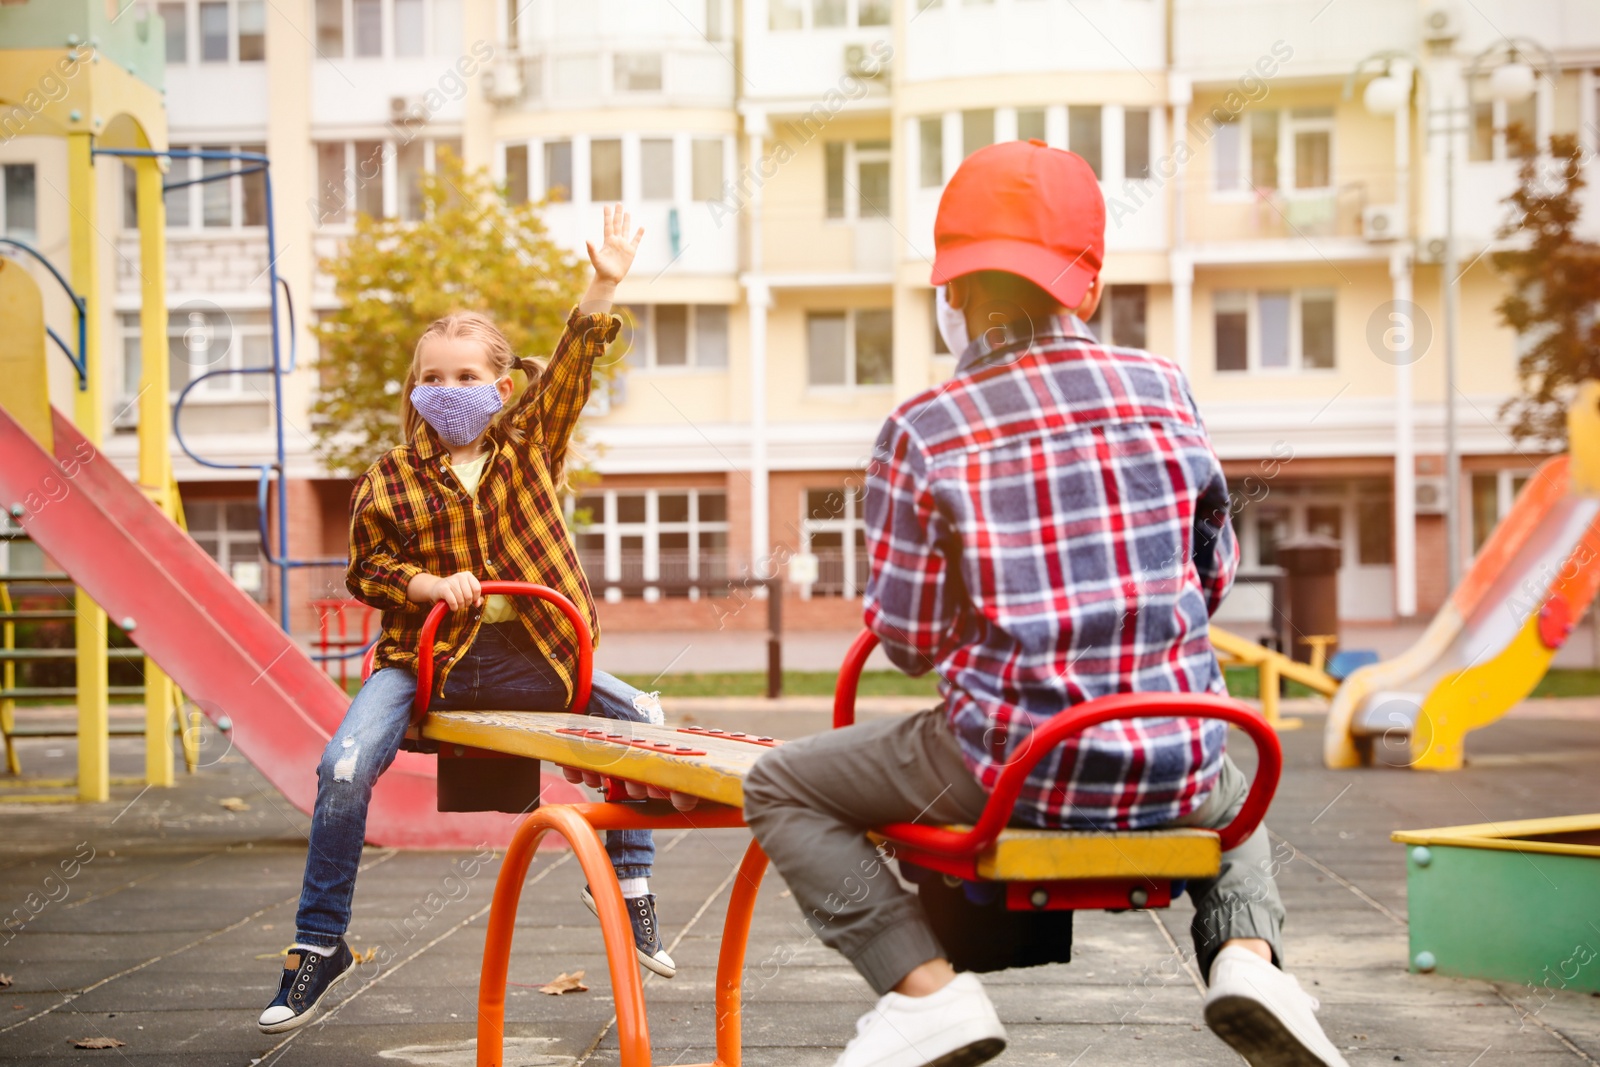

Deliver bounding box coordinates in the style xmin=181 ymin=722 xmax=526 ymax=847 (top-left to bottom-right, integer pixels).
xmin=863 ymin=313 xmax=1238 ymax=831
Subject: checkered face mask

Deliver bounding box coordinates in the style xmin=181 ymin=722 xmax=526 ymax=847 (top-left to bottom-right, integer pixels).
xmin=410 ymin=383 xmax=505 ymax=447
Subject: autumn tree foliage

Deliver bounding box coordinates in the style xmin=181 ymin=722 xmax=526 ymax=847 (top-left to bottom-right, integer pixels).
xmin=311 ymin=151 xmax=611 ymax=476
xmin=1495 ymin=129 xmax=1600 ymax=444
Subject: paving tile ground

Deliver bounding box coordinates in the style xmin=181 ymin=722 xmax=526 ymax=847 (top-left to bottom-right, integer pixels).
xmin=2 ymin=702 xmax=1598 ymax=1066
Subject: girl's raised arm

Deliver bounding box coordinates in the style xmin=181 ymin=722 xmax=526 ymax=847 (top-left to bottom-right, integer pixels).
xmin=508 ymin=205 xmax=642 ymax=463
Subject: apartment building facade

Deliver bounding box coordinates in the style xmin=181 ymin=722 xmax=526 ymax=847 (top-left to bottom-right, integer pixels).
xmin=7 ymin=0 xmax=1600 ymax=644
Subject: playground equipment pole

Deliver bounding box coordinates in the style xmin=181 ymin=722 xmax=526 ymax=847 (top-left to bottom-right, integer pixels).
xmin=67 ymin=130 xmax=110 ymax=804
xmin=136 ymin=157 xmax=176 ymax=789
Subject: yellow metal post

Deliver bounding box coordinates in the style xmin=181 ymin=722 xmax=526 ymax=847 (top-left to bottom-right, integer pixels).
xmin=67 ymin=131 xmax=110 ymax=804
xmin=1 ymin=585 xmax=17 ymax=776
xmin=136 ymin=157 xmax=174 ymax=788
xmin=1258 ymin=657 xmax=1281 ymax=729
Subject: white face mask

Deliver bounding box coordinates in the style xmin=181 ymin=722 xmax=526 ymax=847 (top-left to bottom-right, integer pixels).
xmin=935 ymin=285 xmax=970 ymax=357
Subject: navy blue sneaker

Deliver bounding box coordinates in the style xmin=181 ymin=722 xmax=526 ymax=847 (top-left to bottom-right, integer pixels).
xmin=580 ymin=885 xmax=676 ymax=977
xmin=257 ymin=940 xmax=355 ymax=1033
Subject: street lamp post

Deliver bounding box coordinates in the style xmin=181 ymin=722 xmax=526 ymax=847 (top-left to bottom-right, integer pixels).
xmin=1348 ymin=38 xmax=1553 ymax=601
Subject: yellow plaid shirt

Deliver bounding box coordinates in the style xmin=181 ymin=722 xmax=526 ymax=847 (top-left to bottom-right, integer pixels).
xmin=347 ymin=307 xmax=621 ymax=703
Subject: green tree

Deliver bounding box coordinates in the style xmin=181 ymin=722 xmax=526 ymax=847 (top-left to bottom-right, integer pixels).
xmin=1495 ymin=129 xmax=1600 ymax=444
xmin=310 ymin=150 xmax=607 ymax=477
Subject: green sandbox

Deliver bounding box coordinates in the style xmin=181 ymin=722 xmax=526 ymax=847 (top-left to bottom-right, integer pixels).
xmin=1394 ymin=815 xmax=1600 ymax=994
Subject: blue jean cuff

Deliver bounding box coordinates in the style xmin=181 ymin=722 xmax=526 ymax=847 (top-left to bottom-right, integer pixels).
xmin=612 ymin=866 xmax=652 ymax=881
xmin=292 ymin=932 xmax=342 ymax=953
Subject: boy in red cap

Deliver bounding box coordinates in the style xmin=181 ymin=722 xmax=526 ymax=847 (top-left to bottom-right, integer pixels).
xmin=742 ymin=141 xmax=1348 ymax=1067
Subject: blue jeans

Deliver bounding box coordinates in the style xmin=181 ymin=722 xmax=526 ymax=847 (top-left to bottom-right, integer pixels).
xmin=293 ymin=623 xmax=656 ymax=949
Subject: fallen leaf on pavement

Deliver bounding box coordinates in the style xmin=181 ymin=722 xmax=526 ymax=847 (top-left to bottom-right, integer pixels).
xmin=0 ymin=973 xmax=11 ymax=988
xmin=218 ymin=797 xmax=251 ymax=811
xmin=72 ymin=1037 xmax=126 ymax=1049
xmin=353 ymin=947 xmax=377 ymax=964
xmin=538 ymin=970 xmax=589 ymax=995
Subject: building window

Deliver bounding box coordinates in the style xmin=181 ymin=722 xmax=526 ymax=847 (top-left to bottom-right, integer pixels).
xmin=591 ymin=138 xmax=622 ymax=201
xmin=692 ymin=138 xmax=724 ymax=201
xmin=574 ymin=489 xmax=729 ymax=600
xmin=1068 ymin=105 xmax=1102 ymax=179
xmin=393 ymin=0 xmax=425 ymax=56
xmin=315 ymin=0 xmax=342 ymax=52
xmin=1469 ymin=77 xmax=1540 ymax=162
xmin=1086 ymin=284 xmax=1147 ymax=349
xmin=859 ymin=0 xmax=890 ymax=24
xmin=128 ymin=146 xmax=269 ymax=231
xmin=504 ymin=143 xmax=529 ymax=203
xmin=315 ymin=141 xmax=349 ymax=224
xmin=1288 ymin=108 xmax=1333 ymax=190
xmin=918 ymin=117 xmax=943 ymax=188
xmin=1213 ymin=289 xmax=1336 ymax=373
xmin=1016 ymin=107 xmax=1046 ymax=144
xmin=121 ymin=309 xmax=273 ymax=401
xmin=769 ymin=0 xmax=889 ymax=29
xmin=353 ymin=0 xmax=382 ymax=55
xmin=187 ymin=500 xmax=267 ymax=599
xmin=807 ymin=308 xmax=892 ymax=388
xmin=544 ymin=139 xmax=573 ymax=201
xmin=310 ymin=138 xmax=456 ymax=227
xmin=1124 ymin=107 xmax=1151 ymax=179
xmin=617 ymin=305 xmax=730 ymax=369
xmin=199 ymin=1 xmax=229 ymax=61
xmin=614 ymin=52 xmax=663 ymax=92
xmin=1 ymin=163 xmax=37 ymax=245
xmin=1214 ymin=110 xmax=1335 ymax=193
xmin=825 ymin=140 xmax=891 ymax=221
xmin=1250 ymin=110 xmax=1279 ymax=189
xmin=237 ymin=0 xmax=265 ymax=60
xmin=160 ymin=3 xmax=187 ymax=62
xmin=962 ymin=109 xmax=994 ymax=159
xmin=802 ymin=486 xmax=867 ymax=598
xmin=1471 ymin=470 xmax=1532 ymax=552
xmin=641 ymin=138 xmax=674 ymax=200
xmin=769 ymin=0 xmax=804 ymax=30
xmin=1357 ymin=493 xmax=1393 ymax=566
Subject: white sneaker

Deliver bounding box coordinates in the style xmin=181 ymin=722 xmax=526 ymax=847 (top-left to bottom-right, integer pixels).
xmin=1203 ymin=945 xmax=1350 ymax=1067
xmin=835 ymin=971 xmax=1007 ymax=1067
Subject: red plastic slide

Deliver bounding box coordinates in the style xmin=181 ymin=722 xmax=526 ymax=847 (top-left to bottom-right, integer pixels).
xmin=0 ymin=405 xmax=578 ymax=848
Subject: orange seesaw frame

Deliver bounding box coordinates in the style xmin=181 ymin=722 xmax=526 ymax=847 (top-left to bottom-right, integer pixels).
xmin=477 ymin=801 xmax=761 ymax=1067
xmin=394 ymin=584 xmax=1277 ymax=1066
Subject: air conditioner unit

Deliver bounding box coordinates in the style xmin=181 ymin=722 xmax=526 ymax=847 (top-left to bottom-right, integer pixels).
xmin=1421 ymin=236 xmax=1448 ymax=262
xmin=844 ymin=43 xmax=882 ymax=79
xmin=483 ymin=58 xmax=523 ymax=104
xmin=389 ymin=95 xmax=426 ymax=124
xmin=1362 ymin=204 xmax=1402 ymax=242
xmin=1421 ymin=3 xmax=1458 ymax=44
xmin=112 ymin=396 xmax=140 ymax=431
xmin=1415 ymin=477 xmax=1447 ymax=515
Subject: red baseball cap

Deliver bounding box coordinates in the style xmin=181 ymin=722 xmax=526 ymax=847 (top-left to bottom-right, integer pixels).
xmin=930 ymin=139 xmax=1105 ymax=310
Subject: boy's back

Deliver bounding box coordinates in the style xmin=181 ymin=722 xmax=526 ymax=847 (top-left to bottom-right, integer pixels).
xmin=864 ymin=313 xmax=1238 ymax=831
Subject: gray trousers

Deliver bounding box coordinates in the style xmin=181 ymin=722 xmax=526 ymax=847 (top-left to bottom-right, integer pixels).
xmin=742 ymin=709 xmax=1285 ymax=995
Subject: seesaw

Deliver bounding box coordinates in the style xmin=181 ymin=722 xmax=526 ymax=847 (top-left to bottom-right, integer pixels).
xmin=382 ymin=582 xmax=1282 ymax=1067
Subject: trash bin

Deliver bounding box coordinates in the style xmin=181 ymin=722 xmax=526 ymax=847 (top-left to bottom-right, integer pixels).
xmin=1278 ymin=535 xmax=1341 ymax=665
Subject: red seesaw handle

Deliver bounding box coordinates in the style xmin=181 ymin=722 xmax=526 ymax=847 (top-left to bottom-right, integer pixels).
xmin=832 ymin=629 xmax=1280 ymax=856
xmin=412 ymin=580 xmax=593 ymax=727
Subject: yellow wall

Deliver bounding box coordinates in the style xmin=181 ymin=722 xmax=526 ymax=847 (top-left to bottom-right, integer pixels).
xmin=757 ymin=114 xmax=892 ymax=276
xmin=766 ymin=288 xmax=899 ymax=424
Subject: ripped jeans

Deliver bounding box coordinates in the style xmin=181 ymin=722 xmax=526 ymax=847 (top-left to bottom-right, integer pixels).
xmin=292 ymin=622 xmax=658 ymax=951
